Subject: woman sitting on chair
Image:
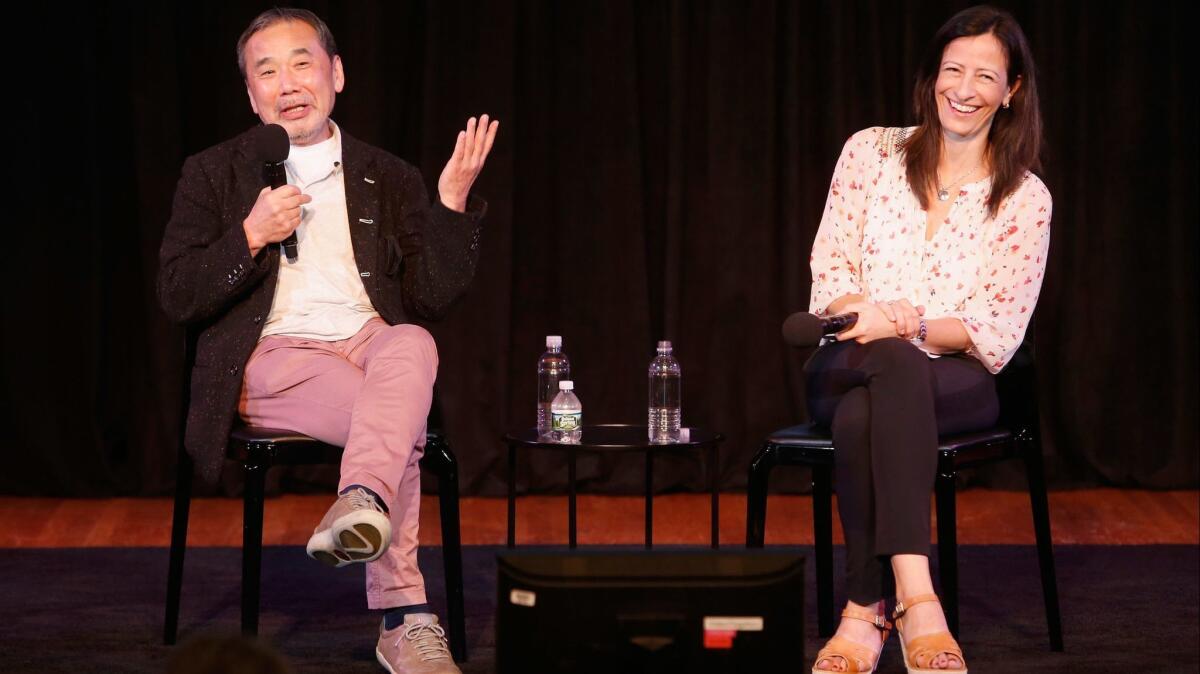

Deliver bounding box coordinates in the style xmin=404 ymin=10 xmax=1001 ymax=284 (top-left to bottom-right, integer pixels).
xmin=805 ymin=6 xmax=1050 ymax=673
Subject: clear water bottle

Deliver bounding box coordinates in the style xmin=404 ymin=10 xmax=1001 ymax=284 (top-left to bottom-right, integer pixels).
xmin=648 ymin=340 xmax=682 ymax=443
xmin=537 ymin=336 xmax=570 ymax=439
xmin=551 ymin=380 xmax=582 ymax=444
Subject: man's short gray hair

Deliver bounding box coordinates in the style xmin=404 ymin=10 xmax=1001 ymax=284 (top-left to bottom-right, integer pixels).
xmin=236 ymin=7 xmax=339 ymax=78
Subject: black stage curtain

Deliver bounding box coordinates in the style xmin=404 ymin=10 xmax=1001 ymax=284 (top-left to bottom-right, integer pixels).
xmin=5 ymin=0 xmax=1195 ymax=497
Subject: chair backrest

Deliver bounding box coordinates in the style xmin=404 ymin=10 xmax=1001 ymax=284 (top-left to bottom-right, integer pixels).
xmin=993 ymin=316 xmax=1039 ymax=434
xmin=427 ymin=386 xmax=447 ymax=435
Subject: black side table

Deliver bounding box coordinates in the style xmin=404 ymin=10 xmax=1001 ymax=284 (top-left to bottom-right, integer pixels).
xmin=504 ymin=424 xmax=724 ymax=549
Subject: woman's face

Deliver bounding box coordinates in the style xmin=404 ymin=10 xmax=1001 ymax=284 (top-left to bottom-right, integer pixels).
xmin=934 ymin=33 xmax=1019 ymax=143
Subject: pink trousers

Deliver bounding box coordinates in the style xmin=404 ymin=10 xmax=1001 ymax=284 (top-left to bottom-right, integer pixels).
xmin=238 ymin=317 xmax=437 ymax=608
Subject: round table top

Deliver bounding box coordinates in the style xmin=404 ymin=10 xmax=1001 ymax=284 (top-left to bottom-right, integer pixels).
xmin=504 ymin=424 xmax=723 ymax=450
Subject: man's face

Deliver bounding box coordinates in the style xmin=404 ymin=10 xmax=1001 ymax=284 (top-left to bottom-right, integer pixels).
xmin=243 ymin=20 xmax=344 ymax=146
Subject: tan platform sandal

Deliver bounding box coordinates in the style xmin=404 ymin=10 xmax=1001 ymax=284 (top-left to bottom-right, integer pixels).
xmin=811 ymin=605 xmax=892 ymax=674
xmin=892 ymin=594 xmax=967 ymax=673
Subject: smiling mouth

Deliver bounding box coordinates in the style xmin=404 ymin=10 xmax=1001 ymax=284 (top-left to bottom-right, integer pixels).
xmin=948 ymin=99 xmax=980 ymax=114
xmin=279 ymin=103 xmax=311 ymax=119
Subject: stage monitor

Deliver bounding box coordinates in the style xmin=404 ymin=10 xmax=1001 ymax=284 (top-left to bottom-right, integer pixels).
xmin=496 ymin=549 xmax=805 ymax=674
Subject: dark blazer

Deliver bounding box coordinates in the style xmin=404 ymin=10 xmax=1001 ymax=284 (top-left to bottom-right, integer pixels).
xmin=158 ymin=126 xmax=485 ymax=483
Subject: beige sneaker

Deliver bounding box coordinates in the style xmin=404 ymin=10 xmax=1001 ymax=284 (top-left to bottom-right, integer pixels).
xmin=305 ymin=487 xmax=392 ymax=568
xmin=375 ymin=614 xmax=461 ymax=674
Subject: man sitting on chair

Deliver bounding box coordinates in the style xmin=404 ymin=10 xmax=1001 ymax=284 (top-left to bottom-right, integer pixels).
xmin=157 ymin=8 xmax=497 ymax=673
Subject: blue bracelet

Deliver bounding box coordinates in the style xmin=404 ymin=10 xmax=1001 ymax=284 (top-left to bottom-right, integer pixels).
xmin=915 ymin=319 xmax=928 ymax=343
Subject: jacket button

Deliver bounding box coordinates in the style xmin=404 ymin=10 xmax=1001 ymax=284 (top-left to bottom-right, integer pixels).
xmin=253 ymin=315 xmax=262 ymax=324
xmin=228 ymin=364 xmax=240 ymax=375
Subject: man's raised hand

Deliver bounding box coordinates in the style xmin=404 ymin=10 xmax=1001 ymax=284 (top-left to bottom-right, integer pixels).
xmin=438 ymin=114 xmax=499 ymax=212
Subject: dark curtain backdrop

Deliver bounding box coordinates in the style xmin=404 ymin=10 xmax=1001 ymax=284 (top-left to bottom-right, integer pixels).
xmin=4 ymin=0 xmax=1195 ymax=497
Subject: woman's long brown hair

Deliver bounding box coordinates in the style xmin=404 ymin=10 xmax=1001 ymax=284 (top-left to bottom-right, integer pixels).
xmin=904 ymin=5 xmax=1042 ymax=219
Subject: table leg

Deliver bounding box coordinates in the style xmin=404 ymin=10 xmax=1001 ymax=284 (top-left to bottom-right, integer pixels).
xmin=568 ymin=445 xmax=577 ymax=548
xmin=709 ymin=441 xmax=719 ymax=549
xmin=506 ymin=444 xmax=516 ymax=548
xmin=645 ymin=450 xmax=654 ymax=549
xmin=813 ymin=464 xmax=835 ymax=636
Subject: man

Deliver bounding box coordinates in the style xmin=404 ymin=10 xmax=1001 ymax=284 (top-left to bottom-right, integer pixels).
xmin=158 ymin=8 xmax=497 ymax=673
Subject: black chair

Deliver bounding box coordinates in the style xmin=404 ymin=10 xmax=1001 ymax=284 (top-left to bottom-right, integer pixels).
xmin=745 ymin=343 xmax=1063 ymax=652
xmin=162 ymin=334 xmax=467 ymax=661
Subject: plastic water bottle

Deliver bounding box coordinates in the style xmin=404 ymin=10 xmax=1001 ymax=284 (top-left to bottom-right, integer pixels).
xmin=648 ymin=340 xmax=682 ymax=443
xmin=537 ymin=336 xmax=570 ymax=439
xmin=551 ymin=380 xmax=582 ymax=444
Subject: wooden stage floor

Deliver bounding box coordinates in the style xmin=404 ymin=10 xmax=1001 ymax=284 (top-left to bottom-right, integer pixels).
xmin=2 ymin=489 xmax=1196 ymax=548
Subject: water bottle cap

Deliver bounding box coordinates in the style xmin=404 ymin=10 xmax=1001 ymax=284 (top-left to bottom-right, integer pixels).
xmin=657 ymin=340 xmax=672 ymax=350
xmin=559 ymin=380 xmax=574 ymax=390
xmin=546 ymin=335 xmax=563 ymax=348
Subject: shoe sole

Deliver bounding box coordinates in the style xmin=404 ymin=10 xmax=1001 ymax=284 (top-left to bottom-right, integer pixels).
xmin=375 ymin=648 xmax=398 ymax=674
xmin=375 ymin=645 xmax=458 ymax=673
xmin=306 ymin=512 xmax=392 ymax=568
xmin=813 ymin=664 xmax=878 ymax=674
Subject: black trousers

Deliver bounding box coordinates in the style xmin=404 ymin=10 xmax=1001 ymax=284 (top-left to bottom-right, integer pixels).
xmin=804 ymin=338 xmax=998 ymax=604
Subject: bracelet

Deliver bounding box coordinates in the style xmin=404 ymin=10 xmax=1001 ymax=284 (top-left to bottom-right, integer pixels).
xmin=914 ymin=318 xmax=928 ymax=343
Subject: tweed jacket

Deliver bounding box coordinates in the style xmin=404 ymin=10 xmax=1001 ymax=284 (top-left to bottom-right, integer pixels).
xmin=158 ymin=126 xmax=485 ymax=483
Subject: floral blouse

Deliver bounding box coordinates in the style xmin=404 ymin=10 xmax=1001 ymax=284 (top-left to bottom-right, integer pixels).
xmin=808 ymin=127 xmax=1052 ymax=373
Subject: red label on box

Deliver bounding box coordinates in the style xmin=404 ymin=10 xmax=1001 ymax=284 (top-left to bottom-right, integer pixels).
xmin=703 ymin=629 xmax=736 ymax=649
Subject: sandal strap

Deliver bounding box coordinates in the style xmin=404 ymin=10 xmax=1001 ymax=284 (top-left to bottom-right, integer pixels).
xmin=840 ymin=606 xmax=893 ymax=633
xmin=815 ymin=635 xmax=882 ymax=673
xmin=903 ymin=632 xmax=966 ymax=671
xmin=892 ymin=593 xmax=941 ymax=620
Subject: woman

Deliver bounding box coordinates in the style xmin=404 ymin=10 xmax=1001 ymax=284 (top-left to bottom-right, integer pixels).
xmin=806 ymin=6 xmax=1050 ymax=673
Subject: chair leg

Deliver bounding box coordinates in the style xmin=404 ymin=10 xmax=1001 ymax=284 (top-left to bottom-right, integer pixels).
xmin=506 ymin=443 xmax=517 ymax=548
xmin=934 ymin=454 xmax=959 ymax=638
xmin=428 ymin=438 xmax=468 ymax=662
xmin=812 ymin=463 xmax=835 ymax=638
xmin=242 ymin=450 xmax=268 ymax=637
xmin=164 ymin=447 xmax=193 ymax=645
xmin=645 ymin=449 xmax=654 ymax=549
xmin=744 ymin=443 xmax=776 ymax=548
xmin=1023 ymin=435 xmax=1064 ymax=651
xmin=708 ymin=440 xmax=719 ymax=549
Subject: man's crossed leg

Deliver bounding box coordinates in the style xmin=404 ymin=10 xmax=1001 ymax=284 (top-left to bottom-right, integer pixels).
xmin=240 ymin=318 xmax=460 ymax=673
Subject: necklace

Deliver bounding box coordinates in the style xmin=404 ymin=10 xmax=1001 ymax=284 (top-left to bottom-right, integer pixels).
xmin=936 ymin=162 xmax=981 ymax=202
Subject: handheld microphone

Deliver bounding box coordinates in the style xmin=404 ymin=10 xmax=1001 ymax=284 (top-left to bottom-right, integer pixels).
xmin=781 ymin=311 xmax=859 ymax=347
xmin=254 ymin=124 xmax=296 ymax=260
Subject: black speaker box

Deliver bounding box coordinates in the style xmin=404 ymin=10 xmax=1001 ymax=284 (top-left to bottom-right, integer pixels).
xmin=496 ymin=549 xmax=805 ymax=673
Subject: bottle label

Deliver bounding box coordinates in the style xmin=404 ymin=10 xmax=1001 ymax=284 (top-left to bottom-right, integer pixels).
xmin=552 ymin=412 xmax=581 ymax=431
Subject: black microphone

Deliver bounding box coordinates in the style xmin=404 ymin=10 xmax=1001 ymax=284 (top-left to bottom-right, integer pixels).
xmin=254 ymin=124 xmax=296 ymax=260
xmin=781 ymin=311 xmax=859 ymax=347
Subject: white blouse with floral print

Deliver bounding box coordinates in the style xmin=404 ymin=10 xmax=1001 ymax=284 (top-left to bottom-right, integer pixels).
xmin=808 ymin=127 xmax=1052 ymax=373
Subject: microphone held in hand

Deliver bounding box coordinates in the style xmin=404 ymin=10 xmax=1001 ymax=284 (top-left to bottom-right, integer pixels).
xmin=781 ymin=311 xmax=859 ymax=347
xmin=253 ymin=124 xmax=297 ymax=260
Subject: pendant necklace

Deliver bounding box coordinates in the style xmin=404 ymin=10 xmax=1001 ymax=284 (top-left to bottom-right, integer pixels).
xmin=936 ymin=162 xmax=981 ymax=202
